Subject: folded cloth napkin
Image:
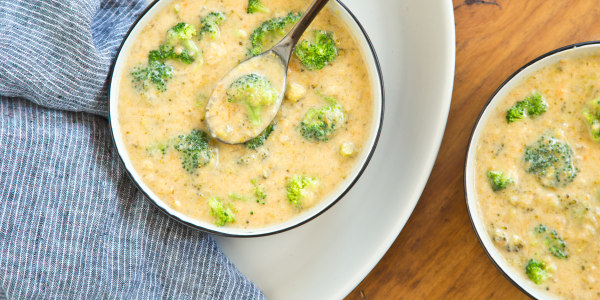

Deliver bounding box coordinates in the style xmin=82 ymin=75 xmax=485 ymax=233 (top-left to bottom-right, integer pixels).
xmin=0 ymin=0 xmax=264 ymax=298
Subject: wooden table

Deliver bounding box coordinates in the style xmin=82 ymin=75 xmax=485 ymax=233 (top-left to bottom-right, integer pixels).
xmin=347 ymin=0 xmax=600 ymax=298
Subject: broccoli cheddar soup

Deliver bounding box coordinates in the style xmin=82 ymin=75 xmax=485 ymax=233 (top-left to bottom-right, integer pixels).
xmin=117 ymin=0 xmax=375 ymax=229
xmin=474 ymin=54 xmax=600 ymax=298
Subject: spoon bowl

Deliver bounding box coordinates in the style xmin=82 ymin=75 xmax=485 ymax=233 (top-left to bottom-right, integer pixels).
xmin=205 ymin=51 xmax=287 ymax=144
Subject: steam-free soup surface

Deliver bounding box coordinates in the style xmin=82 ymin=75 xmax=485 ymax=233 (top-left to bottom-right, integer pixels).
xmin=118 ymin=0 xmax=373 ymax=228
xmin=475 ymin=54 xmax=600 ymax=298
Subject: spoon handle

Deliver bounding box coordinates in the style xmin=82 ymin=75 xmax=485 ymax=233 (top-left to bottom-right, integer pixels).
xmin=272 ymin=0 xmax=330 ymax=64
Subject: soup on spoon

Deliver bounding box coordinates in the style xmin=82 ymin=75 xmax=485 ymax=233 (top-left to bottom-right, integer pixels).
xmin=205 ymin=0 xmax=330 ymax=144
xmin=205 ymin=52 xmax=285 ymax=144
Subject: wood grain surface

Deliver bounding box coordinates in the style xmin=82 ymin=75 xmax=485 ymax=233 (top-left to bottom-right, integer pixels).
xmin=347 ymin=0 xmax=600 ymax=299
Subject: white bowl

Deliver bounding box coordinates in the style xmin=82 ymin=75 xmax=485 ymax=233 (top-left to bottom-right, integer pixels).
xmin=465 ymin=42 xmax=600 ymax=299
xmin=108 ymin=0 xmax=384 ymax=237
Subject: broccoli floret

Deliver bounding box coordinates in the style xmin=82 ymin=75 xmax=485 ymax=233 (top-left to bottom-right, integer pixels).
xmin=227 ymin=74 xmax=278 ymax=106
xmin=226 ymin=73 xmax=279 ymax=125
xmin=295 ymin=30 xmax=338 ymax=71
xmin=168 ymin=22 xmax=197 ymax=40
xmin=251 ymin=179 xmax=266 ymax=205
xmin=486 ymin=170 xmax=513 ymax=191
xmin=299 ymin=96 xmax=345 ymax=142
xmin=149 ymin=22 xmax=200 ymax=64
xmin=286 ymin=175 xmax=318 ymax=208
xmin=174 ymin=129 xmax=212 ymax=174
xmin=534 ymin=224 xmax=568 ymax=259
xmin=506 ymin=101 xmax=528 ymax=123
xmin=199 ymin=12 xmax=226 ymax=40
xmin=534 ymin=224 xmax=547 ymax=234
xmin=547 ymin=230 xmax=568 ymax=258
xmin=245 ymin=123 xmax=276 ymax=149
xmin=247 ymin=0 xmax=270 ymax=14
xmin=583 ymin=99 xmax=600 ymax=141
xmin=489 ymin=227 xmax=524 ymax=252
xmin=207 ymin=197 xmax=236 ymax=226
xmin=526 ymin=91 xmax=547 ymax=116
xmin=130 ymin=61 xmax=174 ymax=92
xmin=506 ymin=91 xmax=548 ymax=123
xmin=249 ymin=12 xmax=302 ymax=56
xmin=525 ymin=259 xmax=551 ymax=284
xmin=523 ymin=135 xmax=577 ymax=187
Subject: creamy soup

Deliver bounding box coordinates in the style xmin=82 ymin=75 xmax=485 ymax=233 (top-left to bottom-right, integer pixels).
xmin=475 ymin=54 xmax=600 ymax=298
xmin=118 ymin=0 xmax=374 ymax=229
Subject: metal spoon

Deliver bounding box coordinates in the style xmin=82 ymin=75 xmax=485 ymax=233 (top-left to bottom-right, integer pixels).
xmin=205 ymin=0 xmax=330 ymax=144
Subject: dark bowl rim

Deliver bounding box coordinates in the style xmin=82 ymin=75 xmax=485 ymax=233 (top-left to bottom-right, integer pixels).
xmin=463 ymin=40 xmax=600 ymax=299
xmin=107 ymin=0 xmax=386 ymax=238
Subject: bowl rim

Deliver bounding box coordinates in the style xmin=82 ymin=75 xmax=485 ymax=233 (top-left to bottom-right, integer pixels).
xmin=107 ymin=0 xmax=385 ymax=238
xmin=464 ymin=40 xmax=600 ymax=298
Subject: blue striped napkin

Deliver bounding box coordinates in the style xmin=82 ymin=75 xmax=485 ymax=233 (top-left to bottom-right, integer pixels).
xmin=0 ymin=0 xmax=263 ymax=298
